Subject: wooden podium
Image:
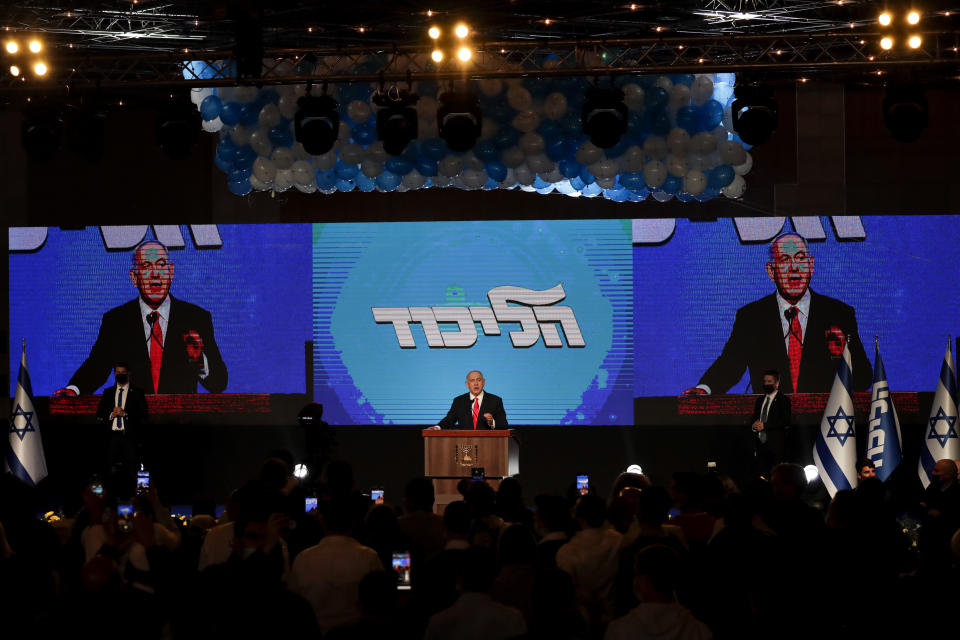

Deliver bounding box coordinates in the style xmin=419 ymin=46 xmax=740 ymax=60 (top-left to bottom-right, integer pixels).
xmin=423 ymin=429 xmax=519 ymax=512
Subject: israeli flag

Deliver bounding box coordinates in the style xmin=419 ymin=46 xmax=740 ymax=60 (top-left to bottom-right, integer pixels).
xmin=918 ymin=340 xmax=959 ymax=488
xmin=866 ymin=343 xmax=902 ymax=482
xmin=813 ymin=340 xmax=858 ymax=497
xmin=6 ymin=342 xmax=48 ymax=486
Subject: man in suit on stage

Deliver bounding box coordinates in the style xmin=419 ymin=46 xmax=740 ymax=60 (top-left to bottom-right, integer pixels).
xmin=750 ymin=369 xmax=793 ymax=475
xmin=431 ymin=370 xmax=508 ymax=430
xmin=684 ymin=232 xmax=871 ymax=395
xmin=58 ymin=240 xmax=228 ymax=395
xmin=95 ymin=362 xmax=149 ymax=488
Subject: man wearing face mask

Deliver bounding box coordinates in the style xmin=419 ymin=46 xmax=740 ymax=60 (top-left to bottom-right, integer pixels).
xmin=95 ymin=362 xmax=149 ymax=485
xmin=750 ymin=369 xmax=792 ymax=476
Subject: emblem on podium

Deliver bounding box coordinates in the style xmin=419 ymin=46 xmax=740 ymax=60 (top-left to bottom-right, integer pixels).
xmin=455 ymin=443 xmax=479 ymax=467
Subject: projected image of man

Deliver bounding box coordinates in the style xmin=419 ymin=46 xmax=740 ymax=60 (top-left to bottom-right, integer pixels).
xmin=433 ymin=370 xmax=508 ymax=430
xmin=59 ymin=241 xmax=228 ymax=395
xmin=684 ymin=232 xmax=871 ymax=395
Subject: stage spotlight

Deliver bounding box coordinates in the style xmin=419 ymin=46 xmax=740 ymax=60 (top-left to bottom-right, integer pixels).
xmin=295 ymin=93 xmax=340 ymax=155
xmin=428 ymin=26 xmax=440 ymax=39
xmin=33 ymin=62 xmax=47 ymax=76
xmin=882 ymin=85 xmax=928 ymax=142
xmin=880 ymin=37 xmax=894 ymax=50
xmin=9 ymin=65 xmax=19 ymax=76
xmin=626 ymin=464 xmax=643 ymax=475
xmin=908 ymin=35 xmax=922 ymax=49
xmin=803 ymin=465 xmax=819 ymax=483
xmin=907 ymin=11 xmax=920 ymax=25
xmin=437 ymin=90 xmax=482 ymax=151
xmin=21 ymin=108 xmax=64 ymax=161
xmin=28 ymin=39 xmax=41 ymax=53
xmin=375 ymin=88 xmax=420 ymax=156
xmin=457 ymin=47 xmax=472 ymax=62
xmin=293 ymin=463 xmax=309 ymax=479
xmin=5 ymin=41 xmax=18 ymax=54
xmin=431 ymin=49 xmax=443 ymax=62
xmin=455 ymin=23 xmax=469 ymax=38
xmin=581 ymin=86 xmax=628 ymax=149
xmin=731 ymin=84 xmax=778 ymax=146
xmin=155 ymin=98 xmax=202 ymax=158
xmin=878 ymin=12 xmax=892 ymax=26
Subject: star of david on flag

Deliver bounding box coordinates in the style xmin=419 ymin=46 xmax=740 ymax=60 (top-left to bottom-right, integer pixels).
xmin=6 ymin=341 xmax=48 ymax=486
xmin=865 ymin=344 xmax=902 ymax=482
xmin=813 ymin=339 xmax=858 ymax=497
xmin=919 ymin=340 xmax=959 ymax=488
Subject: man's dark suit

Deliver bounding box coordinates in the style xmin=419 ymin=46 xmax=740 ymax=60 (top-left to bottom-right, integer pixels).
xmin=96 ymin=383 xmax=149 ymax=479
xmin=751 ymin=391 xmax=792 ymax=474
xmin=437 ymin=392 xmax=508 ymax=429
xmin=699 ymin=290 xmax=872 ymax=394
xmin=70 ymin=296 xmax=228 ymax=394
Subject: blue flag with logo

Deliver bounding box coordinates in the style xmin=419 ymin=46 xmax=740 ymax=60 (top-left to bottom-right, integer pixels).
xmin=919 ymin=340 xmax=959 ymax=488
xmin=813 ymin=340 xmax=858 ymax=497
xmin=6 ymin=342 xmax=48 ymax=486
xmin=866 ymin=344 xmax=902 ymax=481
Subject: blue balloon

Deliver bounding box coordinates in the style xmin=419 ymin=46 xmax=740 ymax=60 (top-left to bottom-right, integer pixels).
xmin=559 ymin=158 xmax=582 ymax=179
xmin=227 ymin=167 xmax=251 ymax=183
xmin=603 ymin=187 xmax=630 ymax=203
xmin=483 ymin=177 xmax=500 ymax=190
xmin=316 ymin=170 xmax=337 ymax=190
xmin=662 ymin=174 xmax=682 ymax=194
xmin=696 ymin=187 xmax=720 ymax=202
xmin=630 ymin=185 xmax=650 ymax=199
xmin=533 ymin=176 xmax=551 ymax=190
xmin=238 ymin=103 xmax=259 ymax=125
xmin=604 ymin=138 xmax=629 ymax=159
xmin=645 ymin=87 xmax=668 ymax=111
xmin=582 ymin=182 xmax=603 ymax=197
xmin=648 ymin=110 xmax=671 ymax=136
xmin=485 ymin=161 xmax=508 ymax=182
xmin=216 ymin=137 xmax=238 ymax=161
xmin=385 ymin=157 xmax=414 ymax=175
xmin=561 ymin=115 xmax=583 ymax=139
xmin=545 ymin=137 xmax=568 ymax=162
xmin=200 ymin=95 xmax=223 ymax=121
xmin=421 ymin=138 xmax=448 ymax=161
xmin=670 ymin=74 xmax=695 ymax=87
xmin=219 ymin=102 xmax=242 ymax=126
xmin=336 ymin=179 xmax=356 ymax=193
xmin=351 ymin=123 xmax=377 ymax=145
xmin=493 ymin=128 xmax=521 ymax=150
xmin=579 ymin=166 xmax=596 ymax=185
xmin=619 ymin=172 xmax=646 ymax=190
xmin=268 ymin=124 xmax=294 ymax=147
xmin=676 ymin=192 xmax=695 ymax=202
xmin=697 ymin=100 xmax=724 ymax=131
xmin=538 ymin=120 xmax=561 ymax=139
xmin=355 ymin=173 xmax=376 ymax=192
xmin=474 ymin=139 xmax=500 ymax=163
xmin=214 ymin=154 xmax=234 ymax=174
xmin=234 ymin=146 xmax=257 ymax=170
xmin=676 ymin=106 xmax=699 ymax=135
xmin=569 ymin=176 xmax=586 ymax=190
xmin=334 ymin=162 xmax=359 ymax=181
xmin=401 ymin=140 xmax=421 ymax=162
xmin=415 ymin=157 xmax=439 ymax=177
xmin=376 ymin=170 xmax=401 ymax=192
xmin=708 ymin=164 xmax=736 ymax=189
xmin=227 ymin=179 xmax=252 ymax=196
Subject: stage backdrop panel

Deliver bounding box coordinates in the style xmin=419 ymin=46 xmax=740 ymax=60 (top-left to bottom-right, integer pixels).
xmin=311 ymin=220 xmax=634 ymax=425
xmin=9 ymin=225 xmax=312 ymax=395
xmin=633 ymin=215 xmax=960 ymax=396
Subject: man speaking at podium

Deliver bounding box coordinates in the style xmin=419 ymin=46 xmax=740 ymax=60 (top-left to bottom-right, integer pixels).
xmin=431 ymin=370 xmax=508 ymax=430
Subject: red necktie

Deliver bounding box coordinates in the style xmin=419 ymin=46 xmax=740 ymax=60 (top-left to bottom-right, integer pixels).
xmin=472 ymin=397 xmax=479 ymax=430
xmin=149 ymin=313 xmax=164 ymax=393
xmin=788 ymin=307 xmax=802 ymax=393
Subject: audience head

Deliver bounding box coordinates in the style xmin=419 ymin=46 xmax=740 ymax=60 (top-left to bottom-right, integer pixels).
xmin=320 ymin=499 xmax=354 ymax=536
xmin=573 ymin=494 xmax=607 ymax=529
xmin=633 ymin=545 xmax=682 ymax=604
xmin=230 ymin=482 xmax=282 ymax=557
xmin=457 ymin=546 xmax=498 ymax=593
xmin=258 ymin=458 xmax=289 ymax=492
xmin=498 ymin=523 xmax=537 ymax=567
xmin=534 ymin=494 xmax=571 ymax=535
xmin=495 ymin=476 xmax=526 ymax=516
xmin=611 ymin=471 xmax=652 ymax=500
xmin=826 ymin=489 xmax=858 ymax=529
xmin=636 ymin=486 xmax=671 ymax=527
xmin=856 ymin=459 xmax=876 ymax=481
xmin=464 ymin=481 xmax=497 ymax=518
xmin=404 ymin=477 xmax=435 ymax=513
xmin=932 ymin=459 xmax=959 ymax=489
xmin=671 ymin=471 xmax=706 ymax=510
xmin=443 ymin=500 xmax=471 ymax=539
xmin=771 ymin=463 xmax=807 ymax=500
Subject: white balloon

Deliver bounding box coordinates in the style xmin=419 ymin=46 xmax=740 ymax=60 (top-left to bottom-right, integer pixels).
xmin=690 ymin=75 xmax=715 ymax=107
xmin=338 ymin=121 xmax=352 ymax=144
xmin=544 ymin=92 xmax=568 ymax=120
xmin=233 ymin=86 xmax=259 ymax=103
xmin=249 ymin=173 xmax=271 ymax=191
xmin=432 ymin=175 xmax=453 ymax=188
xmin=514 ymin=164 xmax=535 ymax=186
xmin=643 ymin=160 xmax=667 ymax=188
xmin=295 ymin=181 xmax=318 ymax=194
xmin=191 ymin=87 xmax=213 ymax=105
xmin=623 ymin=83 xmax=645 ymax=112
xmin=666 ymin=154 xmax=688 ymax=177
xmin=527 ymin=154 xmax=555 ymax=175
xmin=593 ymin=158 xmax=619 ymax=180
xmin=691 ymin=131 xmax=717 ymax=155
xmin=520 ymin=132 xmax=546 ymax=156
xmin=711 ymin=125 xmax=729 ymax=148
xmin=365 ymin=141 xmax=388 ymax=163
xmin=461 ymin=169 xmax=488 ymax=189
xmin=201 ymin=117 xmax=223 ymax=133
xmin=272 ymin=147 xmax=295 ymax=170
xmin=722 ymin=174 xmax=746 ymax=198
xmin=618 ymin=145 xmax=645 ymax=173
xmin=478 ymin=78 xmax=503 ymax=97
xmin=512 ymin=110 xmax=541 ymax=133
xmin=642 ymin=136 xmax=668 ymax=160
xmin=733 ymin=152 xmax=753 ymax=176
xmin=464 ymin=155 xmax=485 ymax=172
xmin=229 ymin=125 xmax=252 ymax=146
xmin=596 ymin=176 xmax=616 ymax=189
xmin=278 ymin=94 xmax=299 ymax=120
xmin=250 ymin=128 xmax=273 ymax=156
xmin=576 ymin=141 xmax=603 ymax=165
xmin=506 ymin=85 xmax=533 ymax=111
xmin=666 ymin=128 xmax=691 ymax=155
xmin=669 ymin=83 xmax=691 ymax=110
xmin=217 ymin=86 xmax=236 ymax=103
xmin=719 ymin=140 xmax=747 ymax=166
xmin=479 ymin=117 xmax=498 ymax=139
xmin=258 ymin=103 xmax=282 ymax=129
xmin=291 ymin=159 xmax=314 ymax=185
xmin=655 ymin=76 xmax=673 ymax=91
xmin=502 ymin=146 xmax=526 ymax=168
xmin=291 ymin=141 xmax=310 ymax=160
xmin=274 ymin=168 xmax=294 ymax=191
xmin=439 ymin=155 xmax=462 ymax=177
xmin=519 ymin=184 xmax=538 ymax=193
xmin=347 ymin=100 xmax=372 ymax=124
xmin=402 ymin=169 xmax=428 ymax=189
xmin=253 ymin=156 xmax=277 ymax=182
xmin=540 ymin=168 xmax=563 ymax=183
xmin=339 ymin=143 xmax=363 ymax=165
xmin=313 ymin=150 xmax=337 ymax=170
xmin=652 ymin=191 xmax=674 ymax=202
xmin=361 ymin=158 xmax=383 ymax=178
xmin=683 ymin=169 xmax=707 ymax=195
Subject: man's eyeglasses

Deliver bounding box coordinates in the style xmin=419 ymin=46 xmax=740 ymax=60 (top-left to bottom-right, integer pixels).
xmin=772 ymin=253 xmax=810 ymax=267
xmin=135 ymin=259 xmax=171 ymax=271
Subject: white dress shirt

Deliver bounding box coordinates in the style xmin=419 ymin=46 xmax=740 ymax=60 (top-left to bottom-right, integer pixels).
xmin=111 ymin=383 xmax=129 ymax=431
xmin=425 ymin=592 xmax=527 ymax=640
